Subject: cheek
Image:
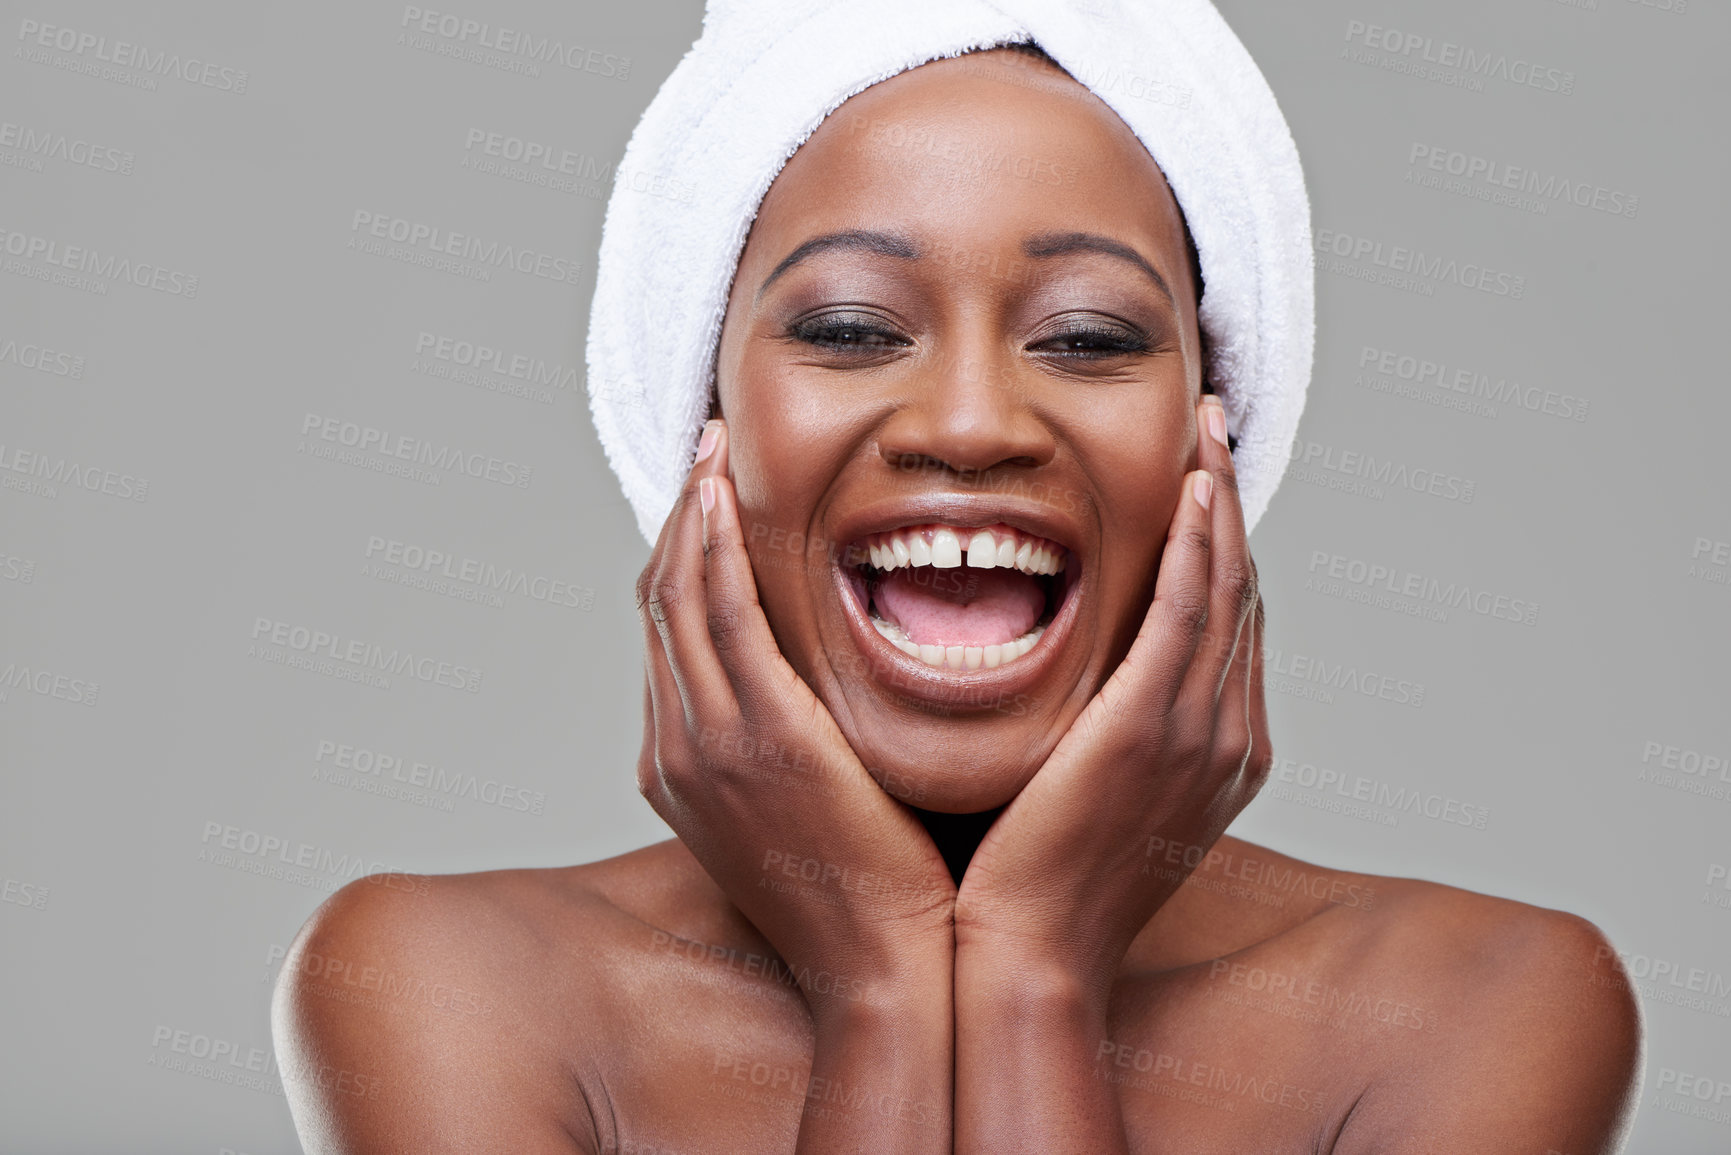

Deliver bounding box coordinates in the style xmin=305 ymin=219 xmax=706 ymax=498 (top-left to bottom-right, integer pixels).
xmin=1092 ymin=393 xmax=1192 ymax=489
xmin=726 ymin=367 xmax=858 ymax=519
xmin=723 ymin=368 xmax=864 ymax=598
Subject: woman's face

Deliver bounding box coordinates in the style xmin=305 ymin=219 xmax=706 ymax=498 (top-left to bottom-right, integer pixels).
xmin=714 ymin=48 xmax=1204 ymax=813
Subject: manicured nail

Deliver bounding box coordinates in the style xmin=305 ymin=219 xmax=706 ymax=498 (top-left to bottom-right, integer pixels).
xmin=1193 ymin=471 xmax=1213 ymax=510
xmin=1204 ymin=402 xmax=1228 ymax=448
xmin=695 ymin=421 xmax=720 ymax=463
xmin=699 ymin=476 xmax=716 ymax=515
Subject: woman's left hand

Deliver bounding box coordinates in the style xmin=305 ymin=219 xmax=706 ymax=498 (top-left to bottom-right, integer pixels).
xmin=954 ymin=393 xmax=1273 ymax=997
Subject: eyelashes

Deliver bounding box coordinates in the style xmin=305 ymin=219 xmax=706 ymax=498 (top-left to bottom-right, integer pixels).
xmin=1032 ymin=322 xmax=1151 ymax=358
xmin=786 ymin=311 xmax=1154 ymax=360
xmin=788 ymin=312 xmax=912 ymax=351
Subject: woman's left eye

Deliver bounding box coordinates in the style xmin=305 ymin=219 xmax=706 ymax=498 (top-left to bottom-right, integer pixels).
xmin=1032 ymin=324 xmax=1150 ymax=358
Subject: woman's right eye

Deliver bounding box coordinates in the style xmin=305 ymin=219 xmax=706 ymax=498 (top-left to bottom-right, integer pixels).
xmin=789 ymin=314 xmax=912 ymax=351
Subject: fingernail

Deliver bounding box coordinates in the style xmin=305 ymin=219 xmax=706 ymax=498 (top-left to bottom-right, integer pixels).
xmin=1193 ymin=471 xmax=1213 ymax=510
xmin=1204 ymin=403 xmax=1228 ymax=448
xmin=699 ymin=476 xmax=716 ymax=515
xmin=695 ymin=421 xmax=720 ymax=463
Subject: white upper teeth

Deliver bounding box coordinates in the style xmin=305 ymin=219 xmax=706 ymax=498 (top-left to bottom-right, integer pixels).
xmin=863 ymin=524 xmax=1065 ymax=577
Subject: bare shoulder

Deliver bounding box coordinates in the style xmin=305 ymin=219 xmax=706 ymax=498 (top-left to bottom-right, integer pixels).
xmin=1321 ymin=868 xmax=1644 ymax=1154
xmin=271 ymin=842 xmax=719 ymax=1155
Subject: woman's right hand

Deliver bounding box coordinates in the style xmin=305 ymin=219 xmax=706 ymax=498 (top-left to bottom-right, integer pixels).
xmin=635 ymin=417 xmax=957 ymax=1013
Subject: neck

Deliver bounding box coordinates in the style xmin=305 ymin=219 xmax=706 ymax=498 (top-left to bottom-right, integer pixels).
xmin=913 ymin=806 xmax=1004 ymax=886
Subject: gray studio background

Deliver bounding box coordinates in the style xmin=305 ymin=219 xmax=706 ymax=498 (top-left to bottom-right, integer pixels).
xmin=1 ymin=0 xmax=1725 ymax=1151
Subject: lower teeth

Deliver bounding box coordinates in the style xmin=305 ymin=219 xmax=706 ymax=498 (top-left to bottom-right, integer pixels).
xmin=869 ymin=614 xmax=1046 ymax=671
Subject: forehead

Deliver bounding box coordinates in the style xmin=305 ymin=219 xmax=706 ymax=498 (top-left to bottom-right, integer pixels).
xmin=739 ymin=50 xmax=1193 ymax=292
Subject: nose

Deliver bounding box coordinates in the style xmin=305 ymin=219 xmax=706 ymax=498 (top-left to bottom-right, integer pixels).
xmin=875 ymin=342 xmax=1056 ymax=479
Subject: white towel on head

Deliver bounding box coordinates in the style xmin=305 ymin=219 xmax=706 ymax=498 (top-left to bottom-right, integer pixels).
xmin=587 ymin=0 xmax=1314 ymax=546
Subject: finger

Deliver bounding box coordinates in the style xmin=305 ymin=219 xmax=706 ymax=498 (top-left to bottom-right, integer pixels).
xmin=647 ymin=419 xmax=736 ymax=716
xmin=1244 ymin=593 xmax=1273 ymax=784
xmin=1174 ymin=395 xmax=1257 ymax=716
xmin=638 ymin=629 xmax=688 ymax=817
xmin=1210 ymin=579 xmax=1257 ymax=779
xmin=1127 ymin=465 xmax=1216 ymax=719
xmin=695 ymin=423 xmax=831 ymax=717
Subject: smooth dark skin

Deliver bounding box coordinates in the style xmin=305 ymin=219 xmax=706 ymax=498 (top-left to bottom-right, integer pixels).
xmin=273 ymin=50 xmax=1642 ymax=1153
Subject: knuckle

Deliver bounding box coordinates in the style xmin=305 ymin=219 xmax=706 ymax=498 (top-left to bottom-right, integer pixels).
xmin=1250 ymin=743 xmax=1276 ymax=783
xmin=645 ymin=578 xmax=682 ymax=624
xmin=633 ymin=565 xmax=655 ymax=613
xmin=1169 ymin=588 xmax=1210 ymax=634
xmin=1211 ymin=459 xmax=1241 ymax=496
xmin=1219 ymin=558 xmax=1257 ymax=618
xmin=1165 ymin=729 xmax=1212 ymax=772
xmin=652 ymin=748 xmax=698 ymax=800
xmin=1180 ymin=526 xmax=1213 ymax=557
xmin=707 ymin=608 xmax=743 ymax=652
xmin=634 ymin=754 xmax=668 ymax=808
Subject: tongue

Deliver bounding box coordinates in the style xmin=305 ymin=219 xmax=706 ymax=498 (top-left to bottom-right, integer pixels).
xmin=873 ymin=566 xmax=1045 ymax=646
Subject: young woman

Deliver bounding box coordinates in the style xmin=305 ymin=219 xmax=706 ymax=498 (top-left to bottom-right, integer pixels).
xmin=274 ymin=34 xmax=1641 ymax=1155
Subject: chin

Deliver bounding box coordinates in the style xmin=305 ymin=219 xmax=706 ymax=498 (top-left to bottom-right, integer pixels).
xmin=849 ymin=721 xmax=1051 ymax=814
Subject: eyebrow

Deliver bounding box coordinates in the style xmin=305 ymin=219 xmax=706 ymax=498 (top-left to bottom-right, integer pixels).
xmin=755 ymin=227 xmax=1175 ymax=307
xmin=757 ymin=229 xmax=921 ymax=300
xmin=1023 ymin=231 xmax=1175 ymax=307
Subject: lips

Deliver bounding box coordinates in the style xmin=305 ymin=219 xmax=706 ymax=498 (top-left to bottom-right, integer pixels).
xmin=848 ymin=522 xmax=1066 ymax=670
xmin=826 ymin=500 xmax=1085 ymax=695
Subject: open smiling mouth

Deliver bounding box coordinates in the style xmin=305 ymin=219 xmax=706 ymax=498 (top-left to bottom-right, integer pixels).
xmin=840 ymin=523 xmax=1079 ymax=672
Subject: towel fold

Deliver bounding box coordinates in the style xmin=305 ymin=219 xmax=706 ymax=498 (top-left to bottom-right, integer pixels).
xmin=588 ymin=0 xmax=1314 ymax=544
